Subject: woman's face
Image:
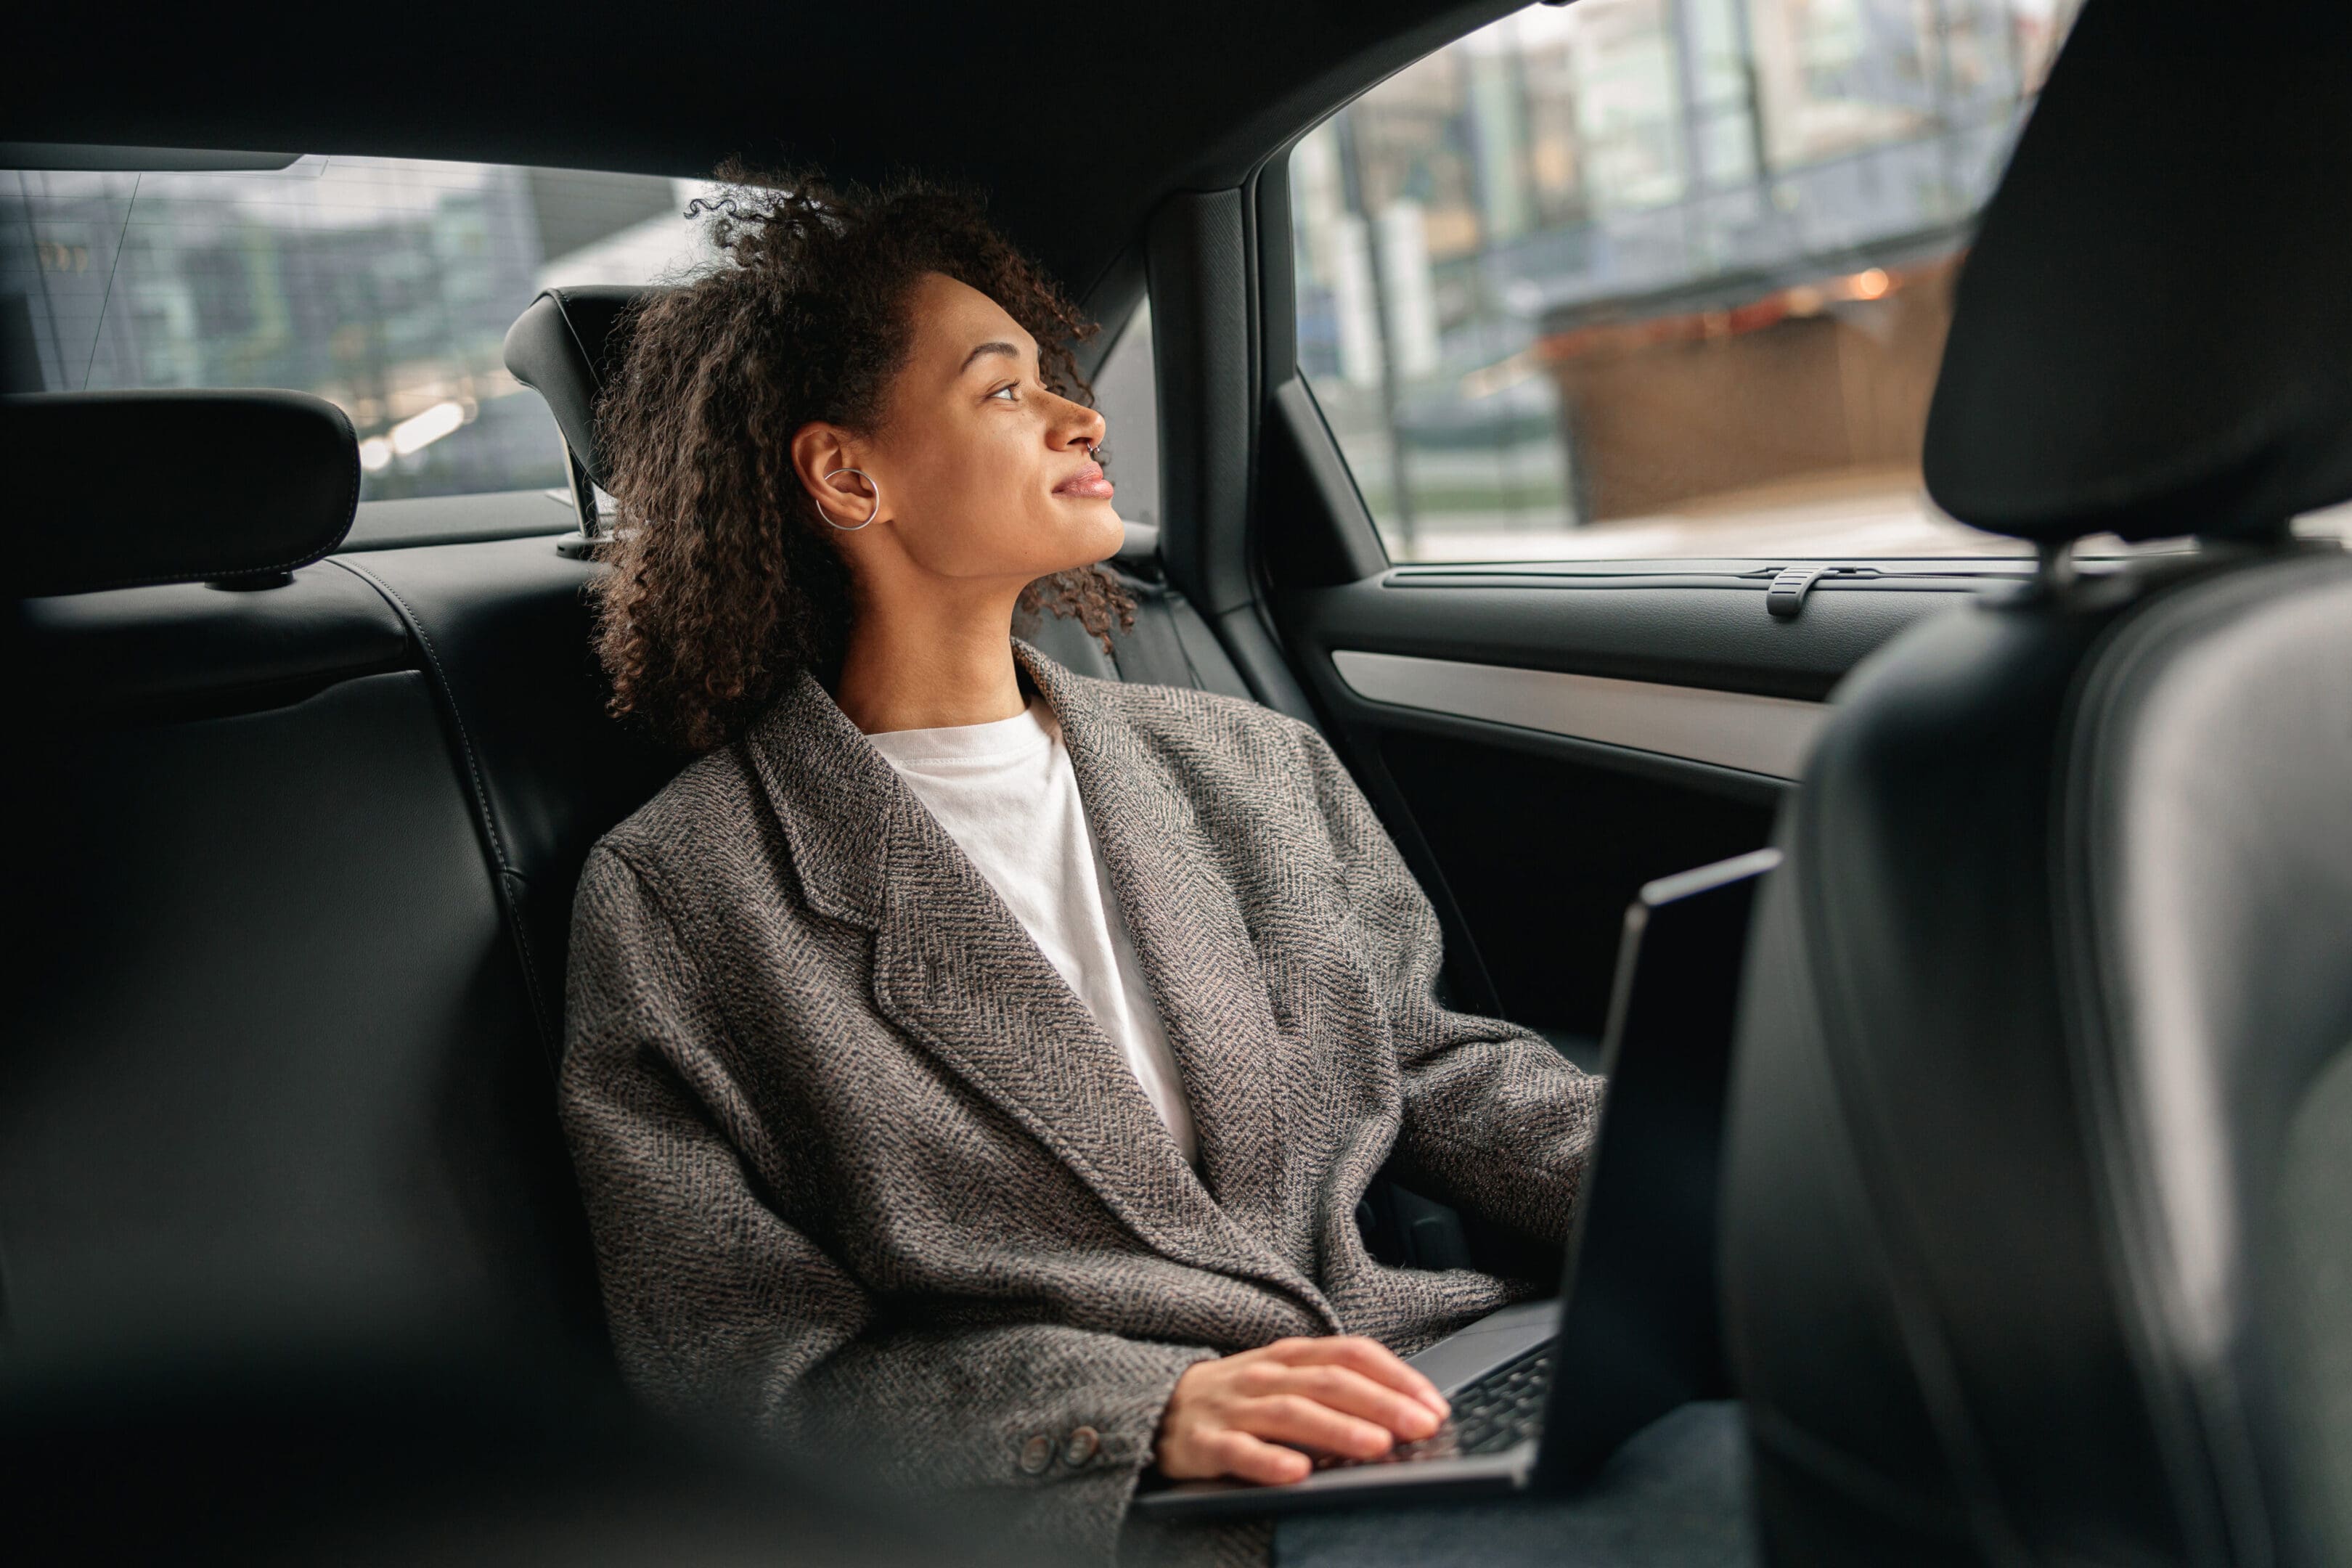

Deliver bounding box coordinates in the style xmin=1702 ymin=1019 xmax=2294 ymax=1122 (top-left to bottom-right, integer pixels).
xmin=801 ymin=271 xmax=1122 ymax=587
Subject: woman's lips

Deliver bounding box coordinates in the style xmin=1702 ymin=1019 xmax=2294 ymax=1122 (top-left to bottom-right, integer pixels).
xmin=1053 ymin=462 xmax=1115 ymax=500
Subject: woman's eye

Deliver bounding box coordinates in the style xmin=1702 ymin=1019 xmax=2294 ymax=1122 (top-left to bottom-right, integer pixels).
xmin=987 ymin=383 xmax=1018 ymax=402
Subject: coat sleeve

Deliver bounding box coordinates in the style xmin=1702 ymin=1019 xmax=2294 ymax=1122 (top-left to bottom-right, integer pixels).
xmin=559 ymin=846 xmax=1219 ymax=1567
xmin=1297 ymin=725 xmax=1606 ymax=1244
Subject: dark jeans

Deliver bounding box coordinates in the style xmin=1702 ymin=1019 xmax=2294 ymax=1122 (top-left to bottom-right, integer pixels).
xmin=1273 ymin=1400 xmax=1757 ymax=1568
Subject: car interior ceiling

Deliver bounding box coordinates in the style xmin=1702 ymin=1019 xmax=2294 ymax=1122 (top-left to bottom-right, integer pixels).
xmin=7 ymin=0 xmax=2350 ymax=1562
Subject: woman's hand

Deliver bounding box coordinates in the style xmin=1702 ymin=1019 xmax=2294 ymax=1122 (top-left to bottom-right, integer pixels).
xmin=1154 ymin=1336 xmax=1451 ymax=1485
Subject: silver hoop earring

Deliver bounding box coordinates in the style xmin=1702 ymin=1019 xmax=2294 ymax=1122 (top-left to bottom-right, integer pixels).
xmin=821 ymin=467 xmax=880 ymax=531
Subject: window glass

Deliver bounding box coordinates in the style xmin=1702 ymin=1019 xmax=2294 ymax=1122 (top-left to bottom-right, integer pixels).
xmin=1290 ymin=0 xmax=2124 ymax=562
xmin=1089 ymin=300 xmax=1161 ymax=537
xmin=2 ymin=155 xmax=717 ymax=501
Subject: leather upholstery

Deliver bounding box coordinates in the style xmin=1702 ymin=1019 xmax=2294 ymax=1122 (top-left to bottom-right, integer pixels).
xmin=2067 ymin=558 xmax=2352 ymax=1564
xmin=4 ymin=523 xmax=1000 ymax=1557
xmin=0 ymin=277 xmax=1313 ymax=1420
xmin=1024 ymin=571 xmax=1253 ymax=699
xmin=1924 ymin=0 xmax=2352 ymax=543
xmin=1723 ymin=552 xmax=2352 ymax=1564
xmin=1726 ymin=5 xmax=2352 ymax=1559
xmin=334 ymin=539 xmax=684 ymax=1060
xmin=1726 ymin=566 xmax=2196 ymax=1565
xmin=13 ymin=667 xmax=603 ymax=1370
xmin=6 ymin=420 xmax=614 ymax=1379
xmin=4 ymin=391 xmax=360 ymax=595
xmin=500 ymin=287 xmax=652 ymax=487
xmin=17 ymin=565 xmax=407 ymax=722
xmin=1722 ymin=3 xmax=2352 ymax=1556
xmin=4 ymin=336 xmax=1270 ymax=1389
xmin=2 ymin=502 xmax=1020 ymax=1567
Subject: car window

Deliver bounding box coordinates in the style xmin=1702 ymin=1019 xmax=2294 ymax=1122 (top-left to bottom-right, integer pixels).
xmin=1089 ymin=299 xmax=1161 ymax=538
xmin=1283 ymin=0 xmax=2341 ymax=563
xmin=2 ymin=155 xmax=718 ymax=502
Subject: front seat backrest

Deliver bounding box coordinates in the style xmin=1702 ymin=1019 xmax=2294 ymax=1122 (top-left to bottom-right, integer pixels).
xmin=1718 ymin=1 xmax=2352 ymax=1564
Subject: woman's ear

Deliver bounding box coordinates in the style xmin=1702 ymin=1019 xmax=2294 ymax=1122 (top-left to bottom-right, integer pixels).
xmin=790 ymin=422 xmax=881 ymax=531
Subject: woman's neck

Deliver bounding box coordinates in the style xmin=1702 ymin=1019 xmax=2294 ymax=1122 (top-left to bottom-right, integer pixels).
xmin=832 ymin=591 xmax=1030 ymax=735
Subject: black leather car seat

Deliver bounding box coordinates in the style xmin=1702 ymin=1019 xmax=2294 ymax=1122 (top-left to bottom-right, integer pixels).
xmin=1718 ymin=2 xmax=2352 ymax=1563
xmin=330 ymin=534 xmax=682 ymax=1063
xmin=6 ymin=391 xmax=608 ymax=1373
xmin=2 ymin=390 xmax=1023 ymax=1567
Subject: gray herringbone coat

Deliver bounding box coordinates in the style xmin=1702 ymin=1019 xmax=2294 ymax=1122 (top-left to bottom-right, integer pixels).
xmin=560 ymin=637 xmax=1603 ymax=1567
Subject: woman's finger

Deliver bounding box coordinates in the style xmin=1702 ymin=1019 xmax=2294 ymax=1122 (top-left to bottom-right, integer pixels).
xmin=1235 ymin=1392 xmax=1397 ymax=1461
xmin=1274 ymin=1334 xmax=1450 ymax=1416
xmin=1208 ymin=1428 xmax=1314 ymax=1487
xmin=1275 ymin=1363 xmax=1443 ymax=1440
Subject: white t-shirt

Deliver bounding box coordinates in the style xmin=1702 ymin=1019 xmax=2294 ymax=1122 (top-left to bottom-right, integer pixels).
xmin=867 ymin=695 xmax=1200 ymax=1166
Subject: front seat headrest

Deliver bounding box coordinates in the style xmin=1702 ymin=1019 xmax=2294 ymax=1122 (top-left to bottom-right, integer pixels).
xmin=4 ymin=390 xmax=359 ymax=598
xmin=502 ymin=286 xmax=663 ymax=491
xmin=1924 ymin=0 xmax=2352 ymax=544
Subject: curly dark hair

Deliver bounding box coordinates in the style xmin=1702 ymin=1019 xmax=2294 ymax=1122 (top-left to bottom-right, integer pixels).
xmin=591 ymin=164 xmax=1136 ymax=752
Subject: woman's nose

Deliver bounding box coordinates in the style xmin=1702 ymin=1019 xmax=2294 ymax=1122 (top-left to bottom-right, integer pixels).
xmin=1054 ymin=398 xmax=1106 ymax=452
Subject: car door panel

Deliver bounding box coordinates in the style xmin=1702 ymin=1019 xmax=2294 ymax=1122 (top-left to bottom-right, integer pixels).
xmin=1272 ymin=547 xmax=1988 ymax=1048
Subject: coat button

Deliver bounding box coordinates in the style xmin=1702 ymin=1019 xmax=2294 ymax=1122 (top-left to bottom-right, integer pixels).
xmin=1063 ymin=1426 xmax=1101 ymax=1467
xmin=1019 ymin=1434 xmax=1054 ymax=1475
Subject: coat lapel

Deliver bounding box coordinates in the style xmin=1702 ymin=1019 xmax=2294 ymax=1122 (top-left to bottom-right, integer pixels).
xmin=740 ymin=644 xmax=1335 ymax=1330
xmin=1016 ymin=642 xmax=1295 ymax=1246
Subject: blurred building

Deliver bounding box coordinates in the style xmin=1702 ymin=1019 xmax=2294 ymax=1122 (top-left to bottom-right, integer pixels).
xmin=1291 ymin=0 xmax=2086 ymax=556
xmin=1 ymin=158 xmax=706 ymax=501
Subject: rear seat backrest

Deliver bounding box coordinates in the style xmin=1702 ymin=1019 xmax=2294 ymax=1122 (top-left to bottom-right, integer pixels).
xmin=6 ymin=392 xmax=613 ymax=1373
xmin=334 ymin=536 xmax=682 ymax=1059
xmin=0 ymin=290 xmax=1437 ymax=1388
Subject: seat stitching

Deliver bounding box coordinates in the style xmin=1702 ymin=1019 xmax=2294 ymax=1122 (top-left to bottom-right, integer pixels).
xmin=329 ymin=556 xmax=555 ymax=1053
xmin=333 ymin=560 xmax=512 ymax=868
xmin=1162 ymin=590 xmax=1212 ymax=690
xmin=499 ymin=867 xmax=552 ymax=1048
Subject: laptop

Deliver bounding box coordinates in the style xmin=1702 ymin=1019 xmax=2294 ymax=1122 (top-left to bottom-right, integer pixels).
xmin=1133 ymin=846 xmax=1779 ymax=1519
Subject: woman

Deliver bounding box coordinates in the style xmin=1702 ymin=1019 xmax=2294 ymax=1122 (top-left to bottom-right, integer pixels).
xmin=560 ymin=170 xmax=1603 ymax=1568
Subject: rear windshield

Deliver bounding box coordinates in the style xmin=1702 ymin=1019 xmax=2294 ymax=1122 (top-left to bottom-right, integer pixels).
xmin=3 ymin=156 xmax=715 ymax=501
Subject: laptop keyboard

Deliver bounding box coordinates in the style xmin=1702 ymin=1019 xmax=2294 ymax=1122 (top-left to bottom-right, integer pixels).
xmin=1314 ymin=1343 xmax=1554 ymax=1468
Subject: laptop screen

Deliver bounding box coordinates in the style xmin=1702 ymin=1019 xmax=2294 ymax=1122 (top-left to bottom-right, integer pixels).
xmin=1534 ymin=846 xmax=1779 ymax=1483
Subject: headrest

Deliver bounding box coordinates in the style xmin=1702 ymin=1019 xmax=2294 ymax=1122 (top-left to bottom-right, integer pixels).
xmin=502 ymin=286 xmax=660 ymax=490
xmin=1924 ymin=0 xmax=2352 ymax=543
xmin=6 ymin=391 xmax=359 ymax=598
